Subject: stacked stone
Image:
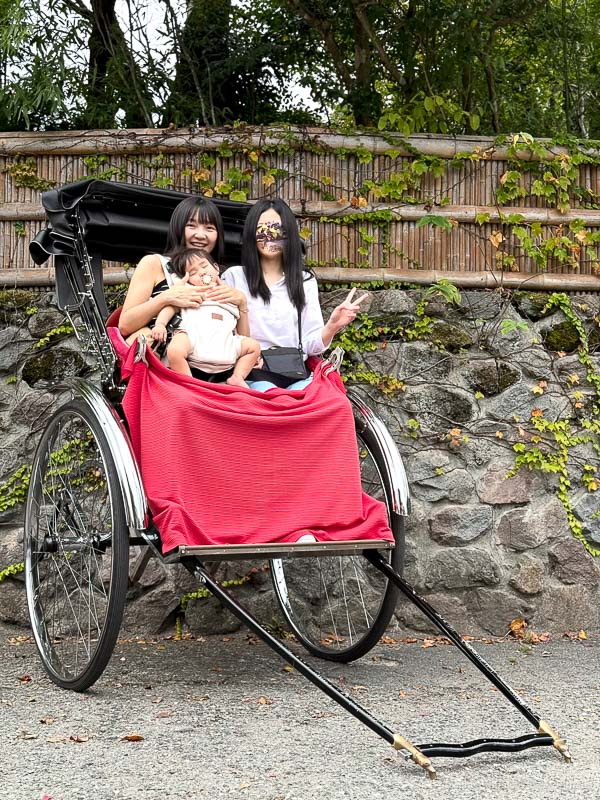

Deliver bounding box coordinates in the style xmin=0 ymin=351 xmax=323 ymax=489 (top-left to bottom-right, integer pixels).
xmin=1 ymin=286 xmax=599 ymax=636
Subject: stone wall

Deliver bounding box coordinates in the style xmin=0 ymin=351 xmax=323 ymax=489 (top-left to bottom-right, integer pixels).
xmin=1 ymin=284 xmax=599 ymax=637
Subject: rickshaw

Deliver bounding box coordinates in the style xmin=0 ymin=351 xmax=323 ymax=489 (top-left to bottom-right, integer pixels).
xmin=24 ymin=179 xmax=571 ymax=778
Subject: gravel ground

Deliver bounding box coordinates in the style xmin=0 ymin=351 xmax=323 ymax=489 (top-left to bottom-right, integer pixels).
xmin=0 ymin=622 xmax=598 ymax=800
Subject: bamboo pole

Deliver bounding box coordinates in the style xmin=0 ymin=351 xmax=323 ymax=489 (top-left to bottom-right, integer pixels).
xmin=2 ymin=267 xmax=598 ymax=292
xmin=4 ymin=201 xmax=600 ymax=226
xmin=1 ymin=128 xmax=598 ymax=162
xmin=0 ymin=205 xmax=46 ymax=221
xmin=286 ymin=202 xmax=600 ymax=225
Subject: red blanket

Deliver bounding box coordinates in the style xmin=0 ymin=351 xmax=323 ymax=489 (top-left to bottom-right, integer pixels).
xmin=113 ymin=332 xmax=393 ymax=553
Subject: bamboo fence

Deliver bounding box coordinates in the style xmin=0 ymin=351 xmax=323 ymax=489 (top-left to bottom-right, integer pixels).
xmin=2 ymin=127 xmax=600 ymax=291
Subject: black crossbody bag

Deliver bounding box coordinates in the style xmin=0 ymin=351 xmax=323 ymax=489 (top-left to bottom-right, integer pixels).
xmin=249 ymin=309 xmax=310 ymax=388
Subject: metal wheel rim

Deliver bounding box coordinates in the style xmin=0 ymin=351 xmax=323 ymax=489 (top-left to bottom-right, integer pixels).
xmin=24 ymin=407 xmax=120 ymax=684
xmin=271 ymin=429 xmax=399 ymax=655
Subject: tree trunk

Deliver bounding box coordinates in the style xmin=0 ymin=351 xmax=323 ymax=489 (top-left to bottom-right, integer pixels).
xmin=82 ymin=0 xmax=154 ymax=128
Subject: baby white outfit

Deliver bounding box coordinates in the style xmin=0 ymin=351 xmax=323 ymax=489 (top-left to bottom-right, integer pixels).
xmin=178 ymin=301 xmax=243 ymax=373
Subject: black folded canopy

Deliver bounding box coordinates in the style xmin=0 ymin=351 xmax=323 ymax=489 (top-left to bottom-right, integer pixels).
xmin=30 ymin=178 xmax=251 ymax=268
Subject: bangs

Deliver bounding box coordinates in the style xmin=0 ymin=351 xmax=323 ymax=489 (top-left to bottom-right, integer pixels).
xmin=187 ymin=203 xmax=220 ymax=226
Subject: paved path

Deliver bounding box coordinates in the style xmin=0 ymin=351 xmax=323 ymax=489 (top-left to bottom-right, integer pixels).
xmin=0 ymin=623 xmax=598 ymax=800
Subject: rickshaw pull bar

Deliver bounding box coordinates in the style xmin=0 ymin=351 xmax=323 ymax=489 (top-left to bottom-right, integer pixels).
xmin=366 ymin=551 xmax=537 ymax=724
xmin=185 ymin=558 xmax=437 ymax=779
xmin=417 ymin=733 xmax=554 ymax=759
xmin=364 ymin=550 xmax=572 ymax=763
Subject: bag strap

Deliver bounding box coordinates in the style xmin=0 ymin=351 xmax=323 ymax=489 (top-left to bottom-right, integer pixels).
xmin=297 ymin=307 xmax=304 ymax=354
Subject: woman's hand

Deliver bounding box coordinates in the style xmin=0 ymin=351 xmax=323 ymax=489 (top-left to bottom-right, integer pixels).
xmin=204 ymin=277 xmax=247 ymax=308
xmin=163 ymin=273 xmax=205 ymax=308
xmin=320 ymin=287 xmax=370 ymax=348
xmin=327 ymin=287 xmax=370 ymax=331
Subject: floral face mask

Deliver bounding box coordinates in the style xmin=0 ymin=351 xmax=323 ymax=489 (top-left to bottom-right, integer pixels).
xmin=256 ymin=220 xmax=286 ymax=252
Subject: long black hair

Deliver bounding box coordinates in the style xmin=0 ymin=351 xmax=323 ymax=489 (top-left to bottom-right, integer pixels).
xmin=165 ymin=196 xmax=225 ymax=264
xmin=240 ymin=198 xmax=310 ymax=310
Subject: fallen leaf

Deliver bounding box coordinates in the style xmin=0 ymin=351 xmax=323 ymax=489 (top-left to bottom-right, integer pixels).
xmin=17 ymin=730 xmax=38 ymax=740
xmin=398 ymin=690 xmax=407 ymax=699
xmin=17 ymin=674 xmax=32 ymax=684
xmin=121 ymin=733 xmax=145 ymax=742
xmin=69 ymin=734 xmax=89 ymax=743
xmin=257 ymin=696 xmax=273 ymax=705
xmin=380 ymin=636 xmax=398 ymax=644
xmin=39 ymin=716 xmax=55 ymax=725
xmin=578 ymin=630 xmax=587 ymax=640
xmin=157 ymin=710 xmax=173 ymax=718
xmin=509 ymin=618 xmax=528 ymax=638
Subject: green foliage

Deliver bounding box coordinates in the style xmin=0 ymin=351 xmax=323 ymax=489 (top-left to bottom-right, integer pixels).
xmin=0 ymin=464 xmax=30 ymax=512
xmin=175 ymin=573 xmax=252 ymax=638
xmin=505 ymin=292 xmax=600 ymax=555
xmin=421 ymin=279 xmax=462 ymax=306
xmin=500 ymin=319 xmax=529 ymax=335
xmin=0 ymin=561 xmax=25 ymax=583
xmin=344 ymin=366 xmax=406 ymax=395
xmin=33 ymin=323 xmax=74 ymax=349
xmin=377 ymin=87 xmax=481 ymax=136
xmin=4 ymin=1 xmax=600 ymax=135
xmin=6 ymin=157 xmax=54 ymax=190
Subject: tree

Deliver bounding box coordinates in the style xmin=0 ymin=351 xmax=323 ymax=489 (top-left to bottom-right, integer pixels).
xmin=2 ymin=0 xmax=600 ymax=138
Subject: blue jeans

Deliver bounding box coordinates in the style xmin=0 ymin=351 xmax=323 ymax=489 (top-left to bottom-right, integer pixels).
xmin=249 ymin=375 xmax=314 ymax=392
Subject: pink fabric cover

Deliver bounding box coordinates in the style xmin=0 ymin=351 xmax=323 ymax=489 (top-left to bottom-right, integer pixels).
xmin=108 ymin=328 xmax=393 ymax=553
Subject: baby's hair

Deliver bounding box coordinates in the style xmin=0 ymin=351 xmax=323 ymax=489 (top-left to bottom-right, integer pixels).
xmin=168 ymin=247 xmax=220 ymax=279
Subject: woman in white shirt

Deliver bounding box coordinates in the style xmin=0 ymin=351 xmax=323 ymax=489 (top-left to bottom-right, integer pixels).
xmin=222 ymin=198 xmax=367 ymax=390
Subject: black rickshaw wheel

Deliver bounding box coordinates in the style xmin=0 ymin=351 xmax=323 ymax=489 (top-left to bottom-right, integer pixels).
xmin=270 ymin=415 xmax=405 ymax=662
xmin=24 ymin=399 xmax=129 ymax=691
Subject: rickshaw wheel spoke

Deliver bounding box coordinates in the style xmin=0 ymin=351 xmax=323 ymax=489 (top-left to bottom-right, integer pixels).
xmin=271 ymin=421 xmax=404 ymax=662
xmin=24 ymin=399 xmax=129 ymax=691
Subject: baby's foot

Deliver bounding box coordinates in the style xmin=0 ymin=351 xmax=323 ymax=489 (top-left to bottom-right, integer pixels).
xmin=226 ymin=375 xmax=248 ymax=388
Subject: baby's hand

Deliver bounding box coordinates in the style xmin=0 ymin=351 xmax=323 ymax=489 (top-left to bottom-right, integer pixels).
xmin=151 ymin=323 xmax=168 ymax=343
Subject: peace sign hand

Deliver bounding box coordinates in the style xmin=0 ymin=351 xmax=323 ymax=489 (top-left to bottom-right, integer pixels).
xmin=327 ymin=287 xmax=370 ymax=332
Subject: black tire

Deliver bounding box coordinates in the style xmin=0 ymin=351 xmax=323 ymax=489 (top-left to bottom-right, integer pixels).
xmin=271 ymin=415 xmax=405 ymax=662
xmin=24 ymin=398 xmax=129 ymax=691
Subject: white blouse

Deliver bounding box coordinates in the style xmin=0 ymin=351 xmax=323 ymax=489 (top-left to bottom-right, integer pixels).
xmin=222 ymin=265 xmax=326 ymax=356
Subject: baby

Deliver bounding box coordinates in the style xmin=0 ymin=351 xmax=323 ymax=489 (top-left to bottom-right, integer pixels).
xmin=152 ymin=247 xmax=260 ymax=387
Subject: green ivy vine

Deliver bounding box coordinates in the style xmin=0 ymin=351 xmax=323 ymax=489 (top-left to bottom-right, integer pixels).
xmin=506 ymin=292 xmax=600 ymax=556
